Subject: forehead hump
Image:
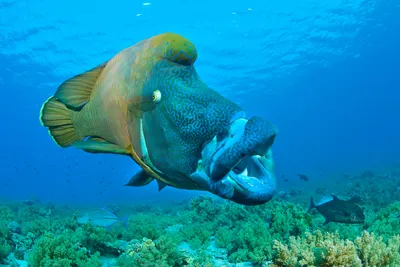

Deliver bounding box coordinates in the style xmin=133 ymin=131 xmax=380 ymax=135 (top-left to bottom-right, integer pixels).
xmin=128 ymin=33 xmax=198 ymax=94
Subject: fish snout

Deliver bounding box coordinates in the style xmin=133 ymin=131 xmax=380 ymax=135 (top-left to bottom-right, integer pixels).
xmin=210 ymin=116 xmax=277 ymax=181
xmin=192 ymin=116 xmax=278 ymax=205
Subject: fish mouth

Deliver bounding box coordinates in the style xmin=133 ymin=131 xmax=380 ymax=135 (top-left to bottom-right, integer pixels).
xmin=191 ymin=115 xmax=277 ymax=205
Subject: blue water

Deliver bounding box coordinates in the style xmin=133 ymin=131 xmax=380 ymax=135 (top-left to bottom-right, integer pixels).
xmin=1 ymin=0 xmax=399 ymax=205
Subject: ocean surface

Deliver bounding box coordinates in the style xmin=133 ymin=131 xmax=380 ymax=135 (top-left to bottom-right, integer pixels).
xmin=1 ymin=0 xmax=400 ymax=266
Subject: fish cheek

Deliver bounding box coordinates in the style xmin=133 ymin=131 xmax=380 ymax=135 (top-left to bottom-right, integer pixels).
xmin=343 ymin=211 xmax=351 ymax=217
xmin=142 ymin=110 xmax=179 ymax=173
xmin=142 ymin=99 xmax=208 ymax=179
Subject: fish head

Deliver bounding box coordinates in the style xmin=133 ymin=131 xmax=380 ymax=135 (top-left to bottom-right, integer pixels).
xmin=330 ymin=206 xmax=365 ymax=224
xmin=77 ymin=214 xmax=90 ymax=224
xmin=340 ymin=201 xmax=365 ymax=223
xmin=127 ymin=33 xmax=277 ymax=205
xmin=349 ymin=207 xmax=365 ymax=223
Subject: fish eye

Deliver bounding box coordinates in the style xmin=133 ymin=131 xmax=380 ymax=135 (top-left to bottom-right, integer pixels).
xmin=152 ymin=90 xmax=162 ymax=103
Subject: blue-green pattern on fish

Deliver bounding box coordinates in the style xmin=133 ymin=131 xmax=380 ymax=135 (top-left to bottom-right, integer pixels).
xmin=39 ymin=32 xmax=278 ymax=205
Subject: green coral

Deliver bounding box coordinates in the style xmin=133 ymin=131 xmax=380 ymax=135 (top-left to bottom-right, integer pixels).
xmin=188 ymin=196 xmax=220 ymax=222
xmin=0 ymin=240 xmax=11 ymax=263
xmin=322 ymin=223 xmax=363 ymax=241
xmin=0 ymin=205 xmax=14 ymax=221
xmin=214 ymin=200 xmax=315 ymax=265
xmin=367 ymin=201 xmax=400 ymax=240
xmin=216 ymin=221 xmax=274 ymax=264
xmin=78 ymin=224 xmax=115 ymax=254
xmin=0 ymin=206 xmax=13 ymax=262
xmin=17 ymin=206 xmax=42 ymax=221
xmin=25 ymin=211 xmax=121 ymax=266
xmin=116 ymin=236 xmax=185 ymax=267
xmin=28 ymin=231 xmax=101 ymax=267
xmin=21 ymin=216 xmax=65 ymax=238
xmin=3 ymin=171 xmax=400 ymax=267
xmin=180 ymin=222 xmax=213 ymax=249
xmin=122 ymin=213 xmax=176 ymax=241
xmin=265 ymin=201 xmax=315 ymax=238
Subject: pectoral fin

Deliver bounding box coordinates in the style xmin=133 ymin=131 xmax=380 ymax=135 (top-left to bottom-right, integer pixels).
xmin=128 ymin=102 xmax=143 ymax=118
xmin=323 ymin=218 xmax=331 ymax=226
xmin=72 ymin=137 xmax=131 ymax=155
xmin=125 ymin=170 xmax=154 ymax=187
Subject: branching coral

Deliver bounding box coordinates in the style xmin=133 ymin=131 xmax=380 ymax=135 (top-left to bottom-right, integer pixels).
xmin=272 ymin=230 xmax=400 ymax=267
xmin=355 ymin=231 xmax=400 ymax=266
xmin=116 ymin=236 xmax=185 ymax=267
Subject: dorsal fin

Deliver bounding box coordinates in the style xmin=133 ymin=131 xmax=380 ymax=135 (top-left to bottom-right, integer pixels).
xmin=54 ymin=61 xmax=108 ymax=110
xmin=331 ymin=194 xmax=339 ymax=201
xmin=317 ymin=195 xmax=334 ymax=206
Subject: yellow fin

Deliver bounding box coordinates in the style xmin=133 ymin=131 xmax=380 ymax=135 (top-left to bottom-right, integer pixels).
xmin=40 ymin=97 xmax=79 ymax=147
xmin=72 ymin=138 xmax=131 ymax=155
xmin=54 ymin=62 xmax=107 ymax=109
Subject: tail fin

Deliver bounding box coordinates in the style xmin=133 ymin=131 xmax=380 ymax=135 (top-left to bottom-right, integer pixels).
xmin=39 ymin=97 xmax=79 ymax=147
xmin=307 ymin=196 xmax=316 ymax=213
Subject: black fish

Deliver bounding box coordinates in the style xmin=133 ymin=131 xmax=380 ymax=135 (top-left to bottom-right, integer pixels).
xmin=297 ymin=174 xmax=309 ymax=181
xmin=307 ymin=194 xmax=365 ymax=225
xmin=22 ymin=200 xmax=35 ymax=206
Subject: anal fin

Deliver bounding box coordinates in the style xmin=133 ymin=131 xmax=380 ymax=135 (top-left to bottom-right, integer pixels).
xmin=157 ymin=180 xmax=168 ymax=191
xmin=72 ymin=137 xmax=131 ymax=155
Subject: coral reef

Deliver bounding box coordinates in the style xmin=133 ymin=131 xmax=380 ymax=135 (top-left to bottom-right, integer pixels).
xmin=272 ymin=230 xmax=400 ymax=266
xmin=28 ymin=231 xmax=102 ymax=267
xmin=1 ymin=170 xmax=400 ymax=266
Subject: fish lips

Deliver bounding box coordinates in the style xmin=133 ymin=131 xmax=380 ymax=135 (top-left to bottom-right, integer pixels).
xmin=227 ymin=153 xmax=277 ymax=205
xmin=207 ymin=116 xmax=278 ymax=205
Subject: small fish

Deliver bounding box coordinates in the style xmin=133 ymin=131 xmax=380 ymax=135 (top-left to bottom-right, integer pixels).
xmin=275 ymin=191 xmax=288 ymax=199
xmin=77 ymin=208 xmax=128 ymax=229
xmin=297 ymin=174 xmax=309 ymax=181
xmin=308 ymin=194 xmax=365 ymax=225
xmin=22 ymin=200 xmax=35 ymax=206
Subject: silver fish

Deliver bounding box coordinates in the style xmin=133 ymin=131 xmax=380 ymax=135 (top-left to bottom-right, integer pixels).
xmin=77 ymin=208 xmax=128 ymax=229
